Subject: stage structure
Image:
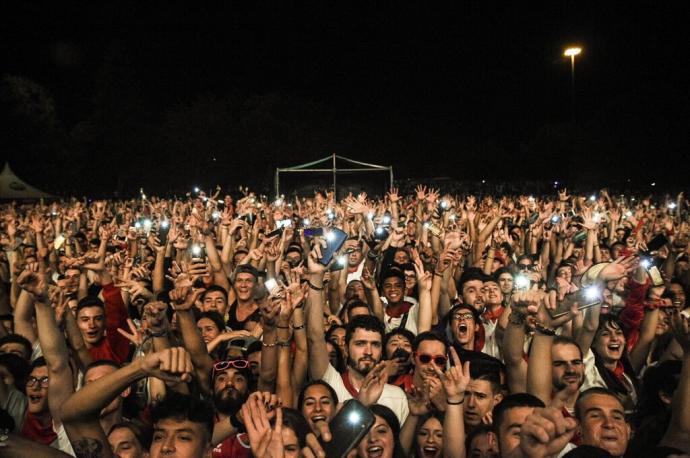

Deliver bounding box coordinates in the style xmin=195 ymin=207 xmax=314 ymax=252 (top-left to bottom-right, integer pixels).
xmin=275 ymin=154 xmax=393 ymax=199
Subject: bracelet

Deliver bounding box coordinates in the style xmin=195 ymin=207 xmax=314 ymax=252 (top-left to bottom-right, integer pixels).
xmin=277 ymin=340 xmax=291 ymax=347
xmin=308 ymin=281 xmax=324 ymax=291
xmin=262 ymin=341 xmax=277 ymax=348
xmin=293 ymin=324 xmax=305 ymax=330
xmin=446 ymin=396 xmax=465 ymax=405
xmin=535 ymin=324 xmax=556 ymax=336
xmin=433 ymin=271 xmax=444 ymax=277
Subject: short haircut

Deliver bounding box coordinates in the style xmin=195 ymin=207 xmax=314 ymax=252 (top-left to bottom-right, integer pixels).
xmin=552 ymin=335 xmax=583 ymax=360
xmin=380 ymin=268 xmax=405 ymax=284
xmin=234 ymin=264 xmax=259 ymax=280
xmin=108 ymin=420 xmax=153 ymax=451
xmin=492 ymin=393 xmax=545 ymax=434
xmin=0 ymin=334 xmax=33 ymax=359
xmin=412 ymin=331 xmax=447 ymax=353
xmin=297 ymin=380 xmax=339 ymax=411
xmin=469 ymin=357 xmax=502 ymax=394
xmin=383 ymin=328 xmax=415 ymax=352
xmin=493 ymin=267 xmax=513 ymax=281
xmin=150 ymin=391 xmax=214 ymax=443
xmin=0 ymin=353 xmax=30 ymax=390
xmin=574 ymin=387 xmax=624 ymax=420
xmin=30 ymin=356 xmax=47 ymax=370
xmin=326 ymin=325 xmax=346 ymax=342
xmin=85 ymin=359 xmax=122 ymax=378
xmin=345 ymin=315 xmax=384 ymax=345
xmin=457 ymin=268 xmax=488 ymax=292
xmin=76 ymin=296 xmax=105 ymax=314
xmin=202 ymin=285 xmax=228 ymax=302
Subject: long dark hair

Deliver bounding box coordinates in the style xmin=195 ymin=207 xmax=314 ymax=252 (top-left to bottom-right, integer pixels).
xmin=592 ymin=317 xmax=638 ymax=397
xmin=367 ymin=404 xmax=407 ymax=457
xmin=411 ymin=411 xmax=444 ymax=458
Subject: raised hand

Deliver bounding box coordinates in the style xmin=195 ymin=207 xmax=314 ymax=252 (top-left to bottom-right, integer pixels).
xmin=140 ymin=347 xmax=194 ymax=383
xmin=414 ymin=257 xmax=432 ymax=291
xmin=357 ymin=361 xmax=389 ymax=406
xmin=17 ymin=263 xmax=48 ymax=301
xmin=143 ymin=301 xmax=169 ymax=334
xmin=117 ymin=318 xmax=146 ymax=347
xmin=387 ymin=187 xmax=400 ymax=203
xmin=169 ymin=286 xmax=205 ymax=311
xmin=433 ymin=347 xmax=470 ymax=402
xmin=242 ymin=397 xmax=285 ymax=458
xmin=518 ymin=404 xmax=577 ymax=458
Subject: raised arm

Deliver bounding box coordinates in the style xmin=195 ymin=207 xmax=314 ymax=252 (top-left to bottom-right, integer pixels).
xmin=169 ymin=286 xmax=214 ymax=394
xmin=437 ymin=348 xmax=470 ymax=458
xmin=660 ymin=311 xmax=690 ymax=453
xmin=306 ymin=243 xmax=330 ymax=380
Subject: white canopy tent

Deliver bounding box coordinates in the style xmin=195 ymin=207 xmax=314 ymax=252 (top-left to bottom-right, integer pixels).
xmin=275 ymin=154 xmax=393 ymax=198
xmin=0 ymin=163 xmax=54 ymax=199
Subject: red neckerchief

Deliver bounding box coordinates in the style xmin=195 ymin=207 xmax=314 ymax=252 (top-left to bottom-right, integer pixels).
xmin=613 ymin=361 xmax=626 ymax=381
xmin=386 ymin=301 xmax=412 ymax=319
xmin=391 ymin=373 xmax=414 ymax=394
xmin=347 ymin=265 xmax=359 ymax=274
xmin=21 ymin=411 xmax=57 ymax=445
xmin=482 ymin=306 xmax=504 ymax=323
xmin=341 ymin=369 xmax=360 ymax=398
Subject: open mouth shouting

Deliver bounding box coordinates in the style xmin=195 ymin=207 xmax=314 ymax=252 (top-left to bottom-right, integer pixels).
xmin=366 ymin=445 xmax=384 ymax=458
xmin=607 ymin=342 xmax=622 ymax=356
xmin=421 ymin=445 xmax=439 ymax=457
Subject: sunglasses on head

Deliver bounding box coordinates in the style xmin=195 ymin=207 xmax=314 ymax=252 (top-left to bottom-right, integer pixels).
xmin=415 ymin=353 xmax=447 ymax=367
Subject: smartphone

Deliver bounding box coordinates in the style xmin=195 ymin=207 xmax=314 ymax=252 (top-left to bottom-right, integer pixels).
xmin=191 ymin=244 xmax=206 ymax=260
xmin=277 ymin=219 xmax=292 ymax=229
xmin=397 ymin=217 xmax=407 ymax=229
xmin=648 ymin=266 xmax=664 ymax=287
xmin=373 ymin=226 xmax=390 ymax=241
xmin=264 ymin=278 xmax=278 ymax=293
xmin=646 ymin=234 xmax=669 ymax=253
xmin=240 ymin=213 xmax=255 ymax=225
xmin=425 ymin=222 xmax=442 ymax=238
xmin=303 ymin=228 xmax=323 ymax=238
xmin=266 ymin=228 xmax=283 ymax=239
xmin=158 ymin=220 xmax=171 ymax=245
xmin=320 ymin=399 xmax=375 ymax=458
xmin=319 ymin=228 xmax=348 ymax=266
xmin=572 ymin=230 xmax=588 ymax=244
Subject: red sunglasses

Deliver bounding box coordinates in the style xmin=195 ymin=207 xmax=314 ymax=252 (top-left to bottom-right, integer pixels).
xmin=415 ymin=353 xmax=447 ymax=367
xmin=213 ymin=359 xmax=249 ymax=377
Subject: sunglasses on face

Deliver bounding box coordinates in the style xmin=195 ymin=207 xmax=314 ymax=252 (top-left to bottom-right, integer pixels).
xmin=415 ymin=353 xmax=447 ymax=367
xmin=27 ymin=375 xmax=49 ymax=388
xmin=214 ymin=359 xmax=249 ymax=372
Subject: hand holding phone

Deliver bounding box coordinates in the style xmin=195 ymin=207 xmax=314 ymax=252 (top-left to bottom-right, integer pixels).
xmin=319 ymin=399 xmax=375 ymax=458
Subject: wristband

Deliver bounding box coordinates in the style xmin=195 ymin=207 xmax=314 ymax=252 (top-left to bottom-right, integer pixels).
xmin=446 ymin=396 xmax=465 ymax=405
xmin=277 ymin=340 xmax=291 ymax=347
xmin=293 ymin=324 xmax=305 ymax=330
xmin=262 ymin=341 xmax=277 ymax=348
xmin=535 ymin=324 xmax=556 ymax=336
xmin=308 ymin=281 xmax=324 ymax=291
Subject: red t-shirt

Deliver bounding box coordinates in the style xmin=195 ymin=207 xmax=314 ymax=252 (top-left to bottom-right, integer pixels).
xmin=212 ymin=433 xmax=252 ymax=458
xmin=87 ymin=283 xmax=130 ymax=364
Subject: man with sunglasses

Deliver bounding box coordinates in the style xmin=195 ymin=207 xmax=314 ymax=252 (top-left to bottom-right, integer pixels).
xmin=411 ymin=332 xmax=450 ymax=409
xmin=211 ymin=357 xmax=253 ymax=458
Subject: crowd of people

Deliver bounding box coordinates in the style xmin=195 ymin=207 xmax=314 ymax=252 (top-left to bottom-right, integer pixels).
xmin=0 ymin=185 xmax=689 ymax=458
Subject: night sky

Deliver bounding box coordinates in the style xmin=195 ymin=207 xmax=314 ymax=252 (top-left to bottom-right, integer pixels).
xmin=1 ymin=2 xmax=689 ymax=196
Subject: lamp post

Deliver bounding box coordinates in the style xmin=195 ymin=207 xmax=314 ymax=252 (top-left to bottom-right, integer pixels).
xmin=564 ymin=47 xmax=582 ymax=123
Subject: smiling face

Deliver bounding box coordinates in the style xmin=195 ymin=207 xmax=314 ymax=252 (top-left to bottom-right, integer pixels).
xmin=497 ymin=273 xmax=514 ymax=295
xmin=346 ymin=328 xmax=382 ymax=376
xmin=484 ymin=281 xmax=503 ymax=307
xmin=356 ymin=414 xmax=395 ymax=458
xmin=416 ymin=416 xmax=443 ymax=458
xmin=196 ymin=318 xmax=221 ymax=344
xmin=234 ymin=272 xmax=256 ymax=302
xmin=382 ymin=276 xmax=405 ymax=305
xmin=77 ymin=305 xmax=106 ymax=345
xmin=414 ymin=339 xmax=447 ymax=381
xmin=202 ymin=291 xmax=227 ymax=316
xmin=301 ymin=383 xmax=336 ymax=433
xmin=593 ymin=321 xmax=626 ymax=365
xmin=578 ymin=393 xmax=631 ymax=457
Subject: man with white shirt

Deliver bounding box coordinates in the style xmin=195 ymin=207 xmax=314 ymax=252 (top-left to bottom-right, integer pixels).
xmin=306 ymin=245 xmax=409 ymax=425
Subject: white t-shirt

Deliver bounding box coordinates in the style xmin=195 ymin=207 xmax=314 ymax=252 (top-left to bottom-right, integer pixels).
xmin=346 ymin=262 xmax=365 ymax=284
xmin=582 ymin=349 xmax=638 ymax=408
xmin=321 ymin=363 xmax=409 ymax=425
xmin=481 ymin=318 xmax=502 ymax=360
xmin=381 ymin=296 xmax=419 ymax=335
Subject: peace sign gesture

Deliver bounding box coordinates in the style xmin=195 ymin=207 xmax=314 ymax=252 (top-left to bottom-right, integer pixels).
xmin=432 ymin=347 xmax=470 ymax=402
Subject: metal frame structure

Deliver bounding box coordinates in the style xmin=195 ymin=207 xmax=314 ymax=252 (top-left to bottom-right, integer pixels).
xmin=275 ymin=153 xmax=393 ymax=197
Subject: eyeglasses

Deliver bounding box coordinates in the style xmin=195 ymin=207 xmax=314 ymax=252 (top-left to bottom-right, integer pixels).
xmin=452 ymin=312 xmax=474 ymax=322
xmin=26 ymin=376 xmax=49 ymax=388
xmin=518 ymin=264 xmax=533 ymax=270
xmin=415 ymin=353 xmax=447 ymax=367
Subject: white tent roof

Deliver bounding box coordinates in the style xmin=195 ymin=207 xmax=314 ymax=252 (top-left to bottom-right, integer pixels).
xmin=0 ymin=163 xmax=54 ymax=199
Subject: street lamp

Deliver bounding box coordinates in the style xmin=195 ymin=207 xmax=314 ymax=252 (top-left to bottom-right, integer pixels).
xmin=564 ymin=47 xmax=582 ymax=123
